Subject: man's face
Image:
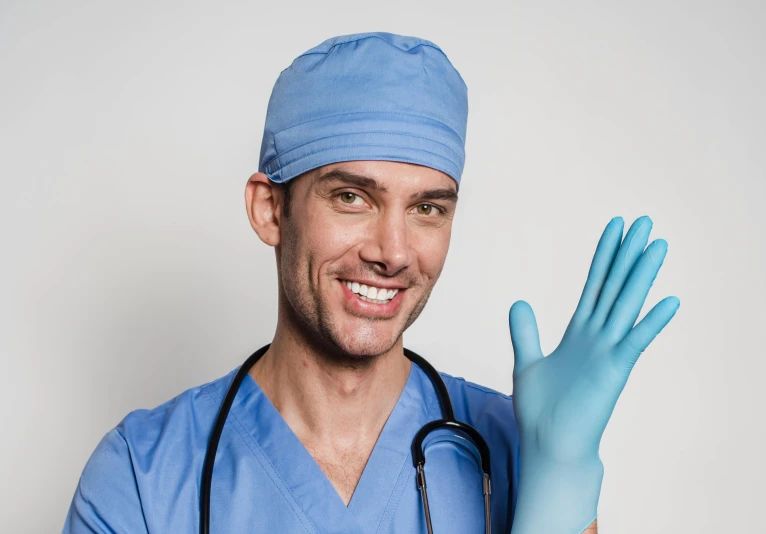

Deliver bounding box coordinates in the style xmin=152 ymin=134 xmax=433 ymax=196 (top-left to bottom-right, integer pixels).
xmin=276 ymin=160 xmax=458 ymax=359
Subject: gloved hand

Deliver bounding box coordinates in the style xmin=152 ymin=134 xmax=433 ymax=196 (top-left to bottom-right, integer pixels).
xmin=509 ymin=216 xmax=680 ymax=534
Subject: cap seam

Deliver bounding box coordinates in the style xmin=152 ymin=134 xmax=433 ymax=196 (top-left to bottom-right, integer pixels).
xmin=263 ymin=129 xmax=464 ymax=171
xmin=266 ymin=141 xmax=459 ymax=173
xmin=270 ymin=109 xmax=465 ymax=145
xmin=264 ymin=142 xmax=460 ymax=177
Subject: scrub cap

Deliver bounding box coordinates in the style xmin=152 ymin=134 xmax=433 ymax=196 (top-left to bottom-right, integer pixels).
xmin=258 ymin=32 xmax=468 ymax=186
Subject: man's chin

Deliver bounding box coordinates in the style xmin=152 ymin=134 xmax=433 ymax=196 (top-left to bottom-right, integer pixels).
xmin=329 ymin=332 xmax=402 ymax=361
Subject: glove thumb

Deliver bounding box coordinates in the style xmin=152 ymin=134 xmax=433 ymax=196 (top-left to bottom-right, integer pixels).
xmin=509 ymin=300 xmax=544 ymax=377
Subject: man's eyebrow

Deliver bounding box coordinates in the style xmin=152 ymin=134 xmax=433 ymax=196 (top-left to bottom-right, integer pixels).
xmin=314 ymin=168 xmax=458 ymax=203
xmin=315 ymin=169 xmax=389 ymax=193
xmin=411 ymin=187 xmax=459 ymax=203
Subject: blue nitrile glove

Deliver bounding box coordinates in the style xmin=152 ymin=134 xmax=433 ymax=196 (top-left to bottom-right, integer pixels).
xmin=509 ymin=216 xmax=680 ymax=534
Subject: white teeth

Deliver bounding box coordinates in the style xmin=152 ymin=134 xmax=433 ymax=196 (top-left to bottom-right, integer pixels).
xmin=342 ymin=280 xmax=400 ymax=304
xmin=358 ymin=294 xmax=389 ymax=303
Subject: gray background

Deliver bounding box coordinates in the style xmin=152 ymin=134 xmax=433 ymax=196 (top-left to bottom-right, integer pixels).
xmin=1 ymin=0 xmax=763 ymax=532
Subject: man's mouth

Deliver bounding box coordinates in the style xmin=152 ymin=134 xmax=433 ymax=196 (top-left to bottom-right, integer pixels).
xmin=340 ymin=280 xmax=400 ymax=305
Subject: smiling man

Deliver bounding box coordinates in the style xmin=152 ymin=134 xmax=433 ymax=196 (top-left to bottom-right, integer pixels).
xmin=64 ymin=32 xmax=679 ymax=534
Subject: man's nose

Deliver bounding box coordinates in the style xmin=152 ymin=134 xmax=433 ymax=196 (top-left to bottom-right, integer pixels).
xmin=358 ymin=210 xmax=413 ymax=275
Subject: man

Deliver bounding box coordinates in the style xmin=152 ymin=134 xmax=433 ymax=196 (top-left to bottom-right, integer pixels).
xmin=64 ymin=32 xmax=679 ymax=533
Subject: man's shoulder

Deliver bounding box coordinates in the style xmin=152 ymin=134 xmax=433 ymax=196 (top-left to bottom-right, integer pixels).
xmin=65 ymin=369 xmax=241 ymax=531
xmin=115 ymin=367 xmax=239 ymax=454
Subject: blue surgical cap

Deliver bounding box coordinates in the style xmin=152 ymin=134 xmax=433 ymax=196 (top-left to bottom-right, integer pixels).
xmin=258 ymin=32 xmax=468 ymax=186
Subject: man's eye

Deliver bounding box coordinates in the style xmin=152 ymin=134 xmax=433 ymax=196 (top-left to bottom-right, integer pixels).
xmin=415 ymin=203 xmax=438 ymax=216
xmin=338 ymin=192 xmax=363 ymax=205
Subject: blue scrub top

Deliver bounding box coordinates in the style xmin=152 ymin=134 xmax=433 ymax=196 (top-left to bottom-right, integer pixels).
xmin=64 ymin=361 xmax=520 ymax=533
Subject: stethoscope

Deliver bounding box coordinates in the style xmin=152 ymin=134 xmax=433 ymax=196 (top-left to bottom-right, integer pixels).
xmin=200 ymin=344 xmax=493 ymax=534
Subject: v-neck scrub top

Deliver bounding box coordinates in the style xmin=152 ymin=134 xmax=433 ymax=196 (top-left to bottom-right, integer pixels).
xmin=64 ymin=362 xmax=520 ymax=533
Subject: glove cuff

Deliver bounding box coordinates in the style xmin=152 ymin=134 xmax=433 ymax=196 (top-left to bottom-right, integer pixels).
xmin=512 ymin=456 xmax=604 ymax=534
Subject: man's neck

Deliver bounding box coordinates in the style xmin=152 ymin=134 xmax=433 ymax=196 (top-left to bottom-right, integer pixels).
xmin=249 ymin=330 xmax=411 ymax=442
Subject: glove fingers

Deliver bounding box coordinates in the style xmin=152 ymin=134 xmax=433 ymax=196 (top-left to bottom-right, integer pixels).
xmin=612 ymin=296 xmax=680 ymax=375
xmin=604 ymin=239 xmax=668 ymax=342
xmin=509 ymin=300 xmax=544 ymax=377
xmin=591 ymin=216 xmax=653 ymax=326
xmin=571 ymin=217 xmax=624 ymax=325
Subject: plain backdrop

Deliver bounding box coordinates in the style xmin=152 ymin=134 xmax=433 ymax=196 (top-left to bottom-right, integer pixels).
xmin=1 ymin=0 xmax=764 ymax=532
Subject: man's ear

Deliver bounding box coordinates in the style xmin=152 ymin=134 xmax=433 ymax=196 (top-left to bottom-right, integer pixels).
xmin=244 ymin=172 xmax=282 ymax=247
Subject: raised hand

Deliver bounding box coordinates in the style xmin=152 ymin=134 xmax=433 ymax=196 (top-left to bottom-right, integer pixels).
xmin=509 ymin=216 xmax=680 ymax=534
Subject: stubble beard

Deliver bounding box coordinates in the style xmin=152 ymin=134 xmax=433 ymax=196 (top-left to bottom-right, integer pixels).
xmin=280 ymin=265 xmax=435 ymax=367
